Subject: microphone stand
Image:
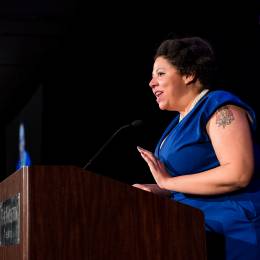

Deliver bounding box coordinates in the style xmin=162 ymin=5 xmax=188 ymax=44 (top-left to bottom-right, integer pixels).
xmin=82 ymin=124 xmax=131 ymax=170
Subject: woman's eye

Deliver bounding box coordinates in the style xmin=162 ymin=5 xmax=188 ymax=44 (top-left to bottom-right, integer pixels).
xmin=158 ymin=72 xmax=165 ymax=76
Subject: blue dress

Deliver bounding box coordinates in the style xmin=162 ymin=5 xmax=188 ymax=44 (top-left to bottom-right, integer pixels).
xmin=155 ymin=90 xmax=260 ymax=260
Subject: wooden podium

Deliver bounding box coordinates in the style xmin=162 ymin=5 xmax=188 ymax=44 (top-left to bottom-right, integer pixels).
xmin=0 ymin=166 xmax=206 ymax=260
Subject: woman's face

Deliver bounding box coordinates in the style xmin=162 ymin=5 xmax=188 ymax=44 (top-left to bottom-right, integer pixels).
xmin=149 ymin=56 xmax=188 ymax=111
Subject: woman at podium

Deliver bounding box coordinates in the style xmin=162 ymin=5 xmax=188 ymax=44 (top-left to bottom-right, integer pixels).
xmin=134 ymin=36 xmax=260 ymax=259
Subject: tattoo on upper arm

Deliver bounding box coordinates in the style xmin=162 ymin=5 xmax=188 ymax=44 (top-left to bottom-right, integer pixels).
xmin=216 ymin=106 xmax=235 ymax=128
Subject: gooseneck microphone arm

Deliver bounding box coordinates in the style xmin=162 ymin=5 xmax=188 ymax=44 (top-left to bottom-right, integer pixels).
xmin=82 ymin=120 xmax=143 ymax=170
xmin=83 ymin=123 xmax=132 ymax=170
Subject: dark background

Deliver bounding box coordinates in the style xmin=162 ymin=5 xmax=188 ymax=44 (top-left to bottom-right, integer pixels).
xmin=0 ymin=1 xmax=260 ymax=184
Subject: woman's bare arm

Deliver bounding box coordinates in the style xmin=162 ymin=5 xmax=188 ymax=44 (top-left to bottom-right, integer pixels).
xmin=138 ymin=105 xmax=254 ymax=195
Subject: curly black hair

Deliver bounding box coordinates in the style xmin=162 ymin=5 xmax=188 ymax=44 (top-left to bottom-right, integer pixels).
xmin=155 ymin=37 xmax=217 ymax=87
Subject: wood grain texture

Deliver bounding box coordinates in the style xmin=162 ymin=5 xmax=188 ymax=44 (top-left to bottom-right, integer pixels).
xmin=0 ymin=166 xmax=207 ymax=260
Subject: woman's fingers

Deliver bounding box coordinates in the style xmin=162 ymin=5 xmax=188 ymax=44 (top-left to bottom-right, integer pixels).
xmin=137 ymin=146 xmax=154 ymax=159
xmin=137 ymin=146 xmax=157 ymax=164
xmin=136 ymin=146 xmax=170 ymax=187
xmin=132 ymin=183 xmax=152 ymax=192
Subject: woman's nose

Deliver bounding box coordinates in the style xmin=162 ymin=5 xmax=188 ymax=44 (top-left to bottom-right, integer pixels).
xmin=149 ymin=77 xmax=158 ymax=88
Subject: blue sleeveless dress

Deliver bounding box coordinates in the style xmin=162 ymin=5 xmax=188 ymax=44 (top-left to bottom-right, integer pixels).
xmin=154 ymin=90 xmax=260 ymax=260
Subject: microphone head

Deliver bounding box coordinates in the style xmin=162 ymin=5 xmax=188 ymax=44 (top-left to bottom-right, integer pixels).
xmin=130 ymin=120 xmax=143 ymax=128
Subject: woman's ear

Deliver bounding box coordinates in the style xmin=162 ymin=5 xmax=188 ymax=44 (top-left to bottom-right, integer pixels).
xmin=183 ymin=74 xmax=196 ymax=85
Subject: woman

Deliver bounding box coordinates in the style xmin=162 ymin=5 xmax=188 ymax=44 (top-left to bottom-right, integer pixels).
xmin=134 ymin=37 xmax=260 ymax=259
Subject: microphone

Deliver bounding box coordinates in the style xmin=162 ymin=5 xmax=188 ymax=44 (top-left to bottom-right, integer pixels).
xmin=83 ymin=120 xmax=143 ymax=170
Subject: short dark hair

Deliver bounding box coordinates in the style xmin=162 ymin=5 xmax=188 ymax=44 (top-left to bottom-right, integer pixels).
xmin=155 ymin=37 xmax=216 ymax=87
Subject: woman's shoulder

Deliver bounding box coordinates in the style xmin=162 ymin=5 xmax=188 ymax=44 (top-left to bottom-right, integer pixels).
xmin=204 ymin=89 xmax=252 ymax=110
xmin=201 ymin=89 xmax=256 ymax=128
xmin=206 ymin=89 xmax=241 ymax=102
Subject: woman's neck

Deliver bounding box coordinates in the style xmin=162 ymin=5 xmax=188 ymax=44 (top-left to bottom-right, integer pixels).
xmin=179 ymin=88 xmax=209 ymax=121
